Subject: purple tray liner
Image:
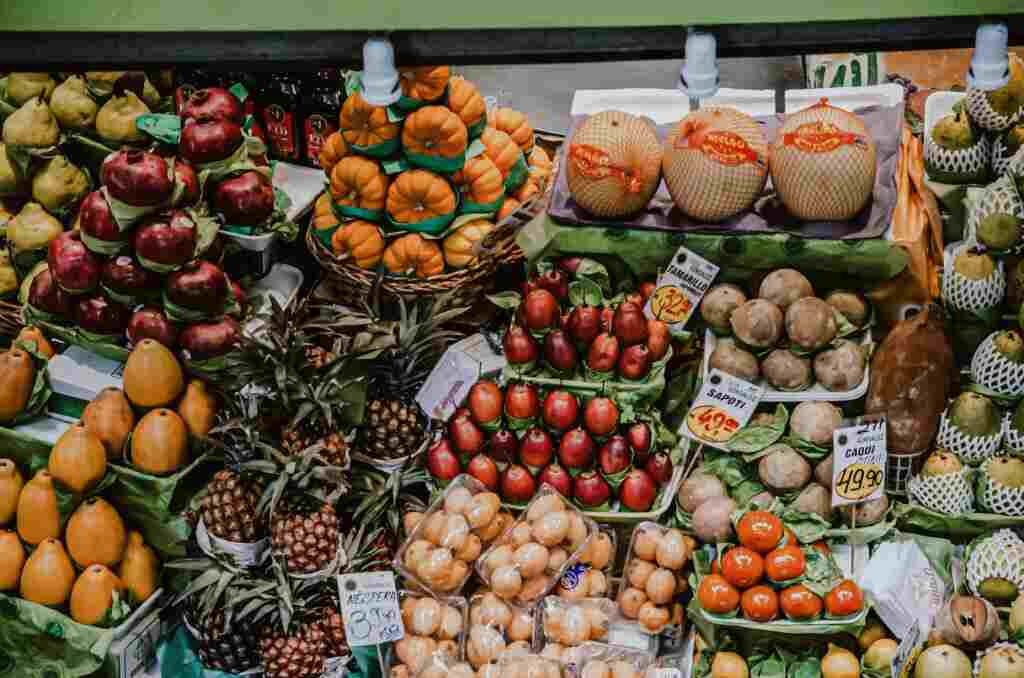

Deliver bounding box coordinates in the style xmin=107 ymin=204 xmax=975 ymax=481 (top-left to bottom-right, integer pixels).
xmin=548 ymin=102 xmax=904 ymax=240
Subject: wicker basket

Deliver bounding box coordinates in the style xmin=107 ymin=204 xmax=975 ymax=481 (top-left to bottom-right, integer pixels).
xmin=0 ymin=300 xmax=24 ymax=338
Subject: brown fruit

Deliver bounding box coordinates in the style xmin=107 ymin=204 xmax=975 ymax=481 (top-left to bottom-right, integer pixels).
xmin=20 ymin=538 xmax=75 ymax=607
xmin=70 ymin=564 xmax=126 ymax=625
xmin=66 ymin=497 xmax=128 ymax=568
xmin=118 ymin=531 xmax=160 ymax=603
xmin=177 ymin=380 xmax=218 ymax=438
xmin=0 ymin=459 xmax=24 ymax=525
xmin=82 ymin=387 xmax=135 ymax=460
xmin=0 ymin=348 xmax=35 ymax=424
xmin=16 ymin=470 xmax=60 ymax=545
xmin=0 ymin=529 xmax=25 ymax=591
xmin=122 ymin=339 xmax=185 ymax=408
xmin=14 ymin=326 xmax=54 ymax=359
xmin=48 ymin=422 xmax=108 ymax=494
xmin=131 ymin=408 xmax=189 ymax=476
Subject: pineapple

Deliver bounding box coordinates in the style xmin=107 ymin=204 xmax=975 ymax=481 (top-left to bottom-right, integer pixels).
xmin=271 ymin=497 xmax=339 ymax=575
xmin=343 ymin=462 xmax=430 ymax=569
xmin=319 ymin=606 xmax=347 ymax=658
xmin=260 ymin=620 xmax=329 ymax=678
xmin=199 ymin=469 xmax=264 ymax=543
xmin=190 ymin=604 xmax=261 ymax=673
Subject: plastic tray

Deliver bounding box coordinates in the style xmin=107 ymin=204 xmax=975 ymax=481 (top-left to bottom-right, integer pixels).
xmin=244 ymin=263 xmax=304 ymax=337
xmin=701 ymin=330 xmax=872 ymax=403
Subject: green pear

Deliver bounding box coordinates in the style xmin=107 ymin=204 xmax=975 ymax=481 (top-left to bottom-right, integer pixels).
xmin=6 ymin=73 xmax=55 ymax=106
xmin=50 ymin=76 xmax=98 ymax=131
xmin=979 ymin=213 xmax=1022 ymax=250
xmin=950 ymin=392 xmax=1001 ymax=437
xmin=2 ymin=97 xmax=59 ymax=148
xmin=954 ymin=251 xmax=995 ymax=280
xmin=932 ymin=109 xmax=976 ymax=150
xmin=922 ymin=450 xmax=963 ymax=477
xmin=987 ymin=456 xmax=1024 ymax=488
xmin=30 ymin=156 xmax=89 ymax=214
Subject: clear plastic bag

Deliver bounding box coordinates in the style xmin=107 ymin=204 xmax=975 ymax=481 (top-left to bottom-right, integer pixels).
xmin=495 ymin=654 xmax=563 ymax=678
xmin=413 ymin=649 xmax=477 ymax=678
xmin=555 ymin=527 xmax=616 ymax=601
xmin=538 ymin=596 xmax=619 ymax=661
xmin=466 ymin=592 xmax=538 ymax=670
xmin=385 ymin=592 xmax=469 ymax=678
xmin=616 ymin=522 xmax=693 ymax=635
xmin=562 ymin=641 xmax=656 ymax=678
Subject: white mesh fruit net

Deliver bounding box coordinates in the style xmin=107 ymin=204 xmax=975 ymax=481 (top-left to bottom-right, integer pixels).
xmin=966 ymin=87 xmax=1024 ymax=132
xmin=973 ymin=642 xmax=1024 ymax=678
xmin=967 ymin=529 xmax=1024 ymax=598
xmin=992 ymin=138 xmax=1024 ymax=180
xmin=925 ymin=136 xmax=991 ymax=181
xmin=971 ymin=334 xmax=1024 ymax=398
xmin=908 ymin=470 xmax=975 ymax=515
xmin=977 ymin=459 xmax=1024 ymax=516
xmin=936 ymin=410 xmax=1004 ymax=465
xmin=943 ymin=246 xmax=1006 ymax=313
xmin=1003 ymin=412 xmax=1024 ymax=454
xmin=967 ymin=174 xmax=1024 ymax=244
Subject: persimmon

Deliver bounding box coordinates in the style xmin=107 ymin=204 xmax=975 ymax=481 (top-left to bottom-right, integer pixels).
xmin=825 ymin=580 xmax=864 ymax=617
xmin=737 ymin=511 xmax=784 ymax=554
xmin=697 ymin=574 xmax=740 ymax=615
xmin=780 ymin=584 xmax=823 ymax=621
xmin=720 ymin=546 xmax=764 ymax=590
xmin=765 ymin=544 xmax=806 ymax=583
xmin=741 ymin=585 xmax=779 ymax=622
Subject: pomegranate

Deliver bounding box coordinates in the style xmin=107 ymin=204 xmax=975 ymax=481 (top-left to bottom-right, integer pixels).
xmin=500 ymin=464 xmax=537 ymax=503
xmin=504 ymin=382 xmax=540 ymax=421
xmin=587 ymin=333 xmax=620 ymax=373
xmin=178 ymin=317 xmax=241 ymax=359
xmin=624 ymin=292 xmax=644 ymax=307
xmin=627 ymin=423 xmax=654 ymax=464
xmin=613 ymin=302 xmax=649 ymax=346
xmin=598 ymin=436 xmax=632 ymax=476
xmin=645 ymin=452 xmax=674 ymax=485
xmin=228 ymin=278 xmax=247 ymax=317
xmin=179 ymin=117 xmax=244 ymax=164
xmin=127 ymin=307 xmax=178 ymax=348
xmin=639 ymin=281 xmax=657 ymax=303
xmin=574 ymin=471 xmax=611 ymax=508
xmin=166 ymin=260 xmax=229 ymax=314
xmin=537 ymin=269 xmax=569 ymax=300
xmin=449 ymin=417 xmax=485 ymax=455
xmin=600 ymin=307 xmax=615 ymax=333
xmin=522 ymin=289 xmax=560 ymax=332
xmin=543 ymin=330 xmax=578 ymax=373
xmin=173 ymin=159 xmax=200 ymax=207
xmin=73 ymin=295 xmax=131 ymax=336
xmin=101 ymin=256 xmax=158 ymax=304
xmin=538 ymin=463 xmax=573 ymax=498
xmin=212 ymin=170 xmax=275 ymax=226
xmin=48 ymin=231 xmax=101 ymax=294
xmin=567 ymin=305 xmax=601 ymax=347
xmin=584 ymin=397 xmax=619 ymax=437
xmin=558 ymin=427 xmax=596 ymax=469
xmin=519 ymin=427 xmax=554 ymax=468
xmin=618 ymin=344 xmax=652 ymax=380
xmin=180 ymin=87 xmax=244 ymax=124
xmin=468 ymin=381 xmax=504 ymax=429
xmin=647 ymin=319 xmax=671 ymax=361
xmin=79 ymin=190 xmax=127 ymax=253
xmin=489 ymin=430 xmax=519 ymax=464
xmin=27 ymin=268 xmax=73 ymax=318
xmin=467 ymin=454 xmax=499 ymax=492
xmin=619 ymin=469 xmax=657 ymax=511
xmin=557 ymin=257 xmax=583 ymax=275
xmin=427 ymin=439 xmax=461 ymax=482
xmin=521 ymin=278 xmax=541 ymax=297
xmin=133 ymin=211 xmax=196 ymax=271
xmin=503 ymin=325 xmax=539 ymax=367
xmin=101 ymin=149 xmax=174 ymax=207
xmin=542 ymin=390 xmax=578 ymax=431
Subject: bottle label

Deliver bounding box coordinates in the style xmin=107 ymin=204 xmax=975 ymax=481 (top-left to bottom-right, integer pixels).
xmin=263 ymin=103 xmax=299 ymax=161
xmin=782 ymin=121 xmax=867 ymax=154
xmin=304 ymin=113 xmax=339 ymax=166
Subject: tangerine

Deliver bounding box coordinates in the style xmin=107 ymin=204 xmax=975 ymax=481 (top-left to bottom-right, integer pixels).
xmin=697 ymin=573 xmax=740 ymax=615
xmin=741 ymin=585 xmax=779 ymax=622
xmin=765 ymin=545 xmax=806 ymax=583
xmin=720 ymin=546 xmax=764 ymax=589
xmin=780 ymin=584 xmax=823 ymax=621
xmin=825 ymin=579 xmax=864 ymax=617
xmin=737 ymin=511 xmax=783 ymax=554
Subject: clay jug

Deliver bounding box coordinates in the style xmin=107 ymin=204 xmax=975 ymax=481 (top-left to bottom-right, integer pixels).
xmin=122 ymin=339 xmax=184 ymax=408
xmin=0 ymin=529 xmax=26 ymax=591
xmin=48 ymin=422 xmax=107 ymax=494
xmin=118 ymin=530 xmax=160 ymax=603
xmin=177 ymin=380 xmax=218 ymax=438
xmin=0 ymin=348 xmax=35 ymax=423
xmin=0 ymin=458 xmax=24 ymax=525
xmin=14 ymin=325 xmax=54 ymax=359
xmin=70 ymin=564 xmax=126 ymax=625
xmin=20 ymin=538 xmax=75 ymax=607
xmin=16 ymin=470 xmax=60 ymax=545
xmin=131 ymin=409 xmax=189 ymax=476
xmin=66 ymin=497 xmax=127 ymax=568
xmin=82 ymin=387 xmax=135 ymax=460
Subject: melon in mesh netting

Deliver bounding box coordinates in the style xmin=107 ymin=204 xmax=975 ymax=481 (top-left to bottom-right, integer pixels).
xmin=1003 ymin=412 xmax=1024 ymax=454
xmin=967 ymin=174 xmax=1024 ymax=240
xmin=908 ymin=470 xmax=974 ymax=515
xmin=966 ymin=529 xmax=1024 ymax=598
xmin=936 ymin=411 xmax=1004 ymax=465
xmin=971 ymin=334 xmax=1024 ymax=398
xmin=977 ymin=457 xmax=1024 ymax=516
xmin=974 ymin=643 xmax=1024 ymax=678
xmin=942 ymin=262 xmax=1006 ymax=313
xmin=966 ymin=85 xmax=1024 ymax=133
xmin=924 ymin=133 xmax=991 ymax=184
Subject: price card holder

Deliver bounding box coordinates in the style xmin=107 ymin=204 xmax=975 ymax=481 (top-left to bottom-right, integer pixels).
xmin=831 ymin=418 xmax=887 ymax=508
xmin=337 ymin=571 xmax=404 ymax=648
xmin=681 ymin=369 xmax=763 ymax=450
xmin=643 ymin=246 xmax=719 ymax=333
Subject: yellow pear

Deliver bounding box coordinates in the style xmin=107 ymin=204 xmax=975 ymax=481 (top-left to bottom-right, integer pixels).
xmin=16 ymin=470 xmax=60 ymax=545
xmin=66 ymin=497 xmax=127 ymax=568
xmin=48 ymin=422 xmax=107 ymax=494
xmin=0 ymin=347 xmax=35 ymax=424
xmin=177 ymin=380 xmax=218 ymax=438
xmin=7 ymin=73 xmax=56 ymax=105
xmin=70 ymin=564 xmax=126 ymax=625
xmin=2 ymin=97 xmax=60 ymax=148
xmin=95 ymin=90 xmax=149 ymax=144
xmin=49 ymin=75 xmax=98 ymax=131
xmin=20 ymin=538 xmax=75 ymax=607
xmin=118 ymin=531 xmax=160 ymax=603
xmin=82 ymin=388 xmax=135 ymax=460
xmin=131 ymin=409 xmax=189 ymax=476
xmin=8 ymin=202 xmax=62 ymax=256
xmin=14 ymin=326 xmax=54 ymax=360
xmin=123 ymin=339 xmax=184 ymax=409
xmin=0 ymin=458 xmax=24 ymax=525
xmin=0 ymin=529 xmax=26 ymax=591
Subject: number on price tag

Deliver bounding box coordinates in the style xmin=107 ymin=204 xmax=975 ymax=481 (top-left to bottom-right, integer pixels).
xmin=682 ymin=369 xmax=763 ymax=450
xmin=644 ymin=246 xmax=719 ymax=332
xmin=831 ymin=419 xmax=887 ymax=508
xmin=336 ymin=572 xmax=404 ymax=647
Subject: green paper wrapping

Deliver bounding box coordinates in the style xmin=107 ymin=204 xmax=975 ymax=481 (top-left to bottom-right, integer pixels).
xmin=135 ymin=113 xmax=182 ymax=145
xmin=0 ymin=594 xmax=113 ymax=678
xmin=194 ymin=138 xmax=251 ymax=183
xmin=504 ymin=153 xmax=529 ymax=192
xmin=394 ymin=89 xmax=446 ymax=113
xmin=385 ymin=209 xmax=456 ymax=236
xmin=893 ymin=501 xmax=1024 ymax=541
xmin=404 ymin=149 xmax=465 ymax=175
xmin=459 ymin=193 xmax=504 ymax=217
xmin=332 ymin=198 xmax=384 ymax=223
xmin=314 ymin=222 xmax=339 ymax=249
xmin=351 ymin=136 xmax=401 ymax=160
xmin=467 ymin=117 xmax=488 ymax=140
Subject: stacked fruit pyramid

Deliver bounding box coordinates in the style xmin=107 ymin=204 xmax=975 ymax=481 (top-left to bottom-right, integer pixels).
xmin=311 ymin=66 xmax=554 ymax=277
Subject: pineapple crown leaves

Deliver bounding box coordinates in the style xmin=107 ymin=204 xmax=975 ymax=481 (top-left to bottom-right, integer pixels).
xmin=168 ymin=556 xmax=265 ymax=625
xmin=245 ymin=444 xmax=350 ymax=520
xmin=338 ymin=523 xmax=388 ymax=575
xmin=346 ymin=462 xmax=430 ymax=537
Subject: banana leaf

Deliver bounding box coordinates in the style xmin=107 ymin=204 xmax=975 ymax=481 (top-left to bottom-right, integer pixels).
xmin=892 ymin=501 xmax=1024 ymax=541
xmin=0 ymin=594 xmax=113 ymax=678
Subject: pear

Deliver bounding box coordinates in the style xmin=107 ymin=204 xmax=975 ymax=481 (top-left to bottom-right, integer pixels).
xmin=118 ymin=531 xmax=160 ymax=603
xmin=66 ymin=497 xmax=127 ymax=568
xmin=131 ymin=409 xmax=189 ymax=476
xmin=987 ymin=56 xmax=1024 ymax=117
xmin=987 ymin=456 xmax=1024 ymax=489
xmin=84 ymin=71 xmax=127 ymax=98
xmin=16 ymin=470 xmax=60 ymax=545
xmin=949 ymin=392 xmax=1001 ymax=437
xmin=30 ymin=155 xmax=89 ymax=214
xmin=177 ymin=380 xmax=218 ymax=438
xmin=0 ymin=458 xmax=23 ymax=525
xmin=978 ymin=645 xmax=1024 ymax=678
xmin=0 ymin=144 xmax=25 ymax=196
xmin=123 ymin=339 xmax=184 ymax=408
xmin=8 ymin=202 xmax=62 ymax=256
xmin=0 ymin=251 xmax=17 ymax=298
xmin=1011 ymin=594 xmax=1024 ymax=634
xmin=0 ymin=529 xmax=25 ymax=591
xmin=996 ymin=330 xmax=1024 ymax=363
xmin=95 ymin=91 xmax=149 ymax=144
xmin=953 ymin=251 xmax=995 ymax=280
xmin=7 ymin=73 xmax=56 ymax=106
xmin=49 ymin=75 xmax=98 ymax=131
xmin=979 ymin=213 xmax=1023 ymax=250
xmin=0 ymin=348 xmax=35 ymax=424
xmin=932 ymin=108 xmax=977 ymax=150
xmin=922 ymin=449 xmax=963 ymax=477
xmin=980 ymin=577 xmax=1020 ymax=605
xmin=20 ymin=538 xmax=75 ymax=607
xmin=48 ymin=422 xmax=108 ymax=494
xmin=82 ymin=387 xmax=135 ymax=460
xmin=2 ymin=97 xmax=60 ymax=148
xmin=914 ymin=645 xmax=972 ymax=678
xmin=15 ymin=326 xmax=55 ymax=360
xmin=70 ymin=564 xmax=126 ymax=626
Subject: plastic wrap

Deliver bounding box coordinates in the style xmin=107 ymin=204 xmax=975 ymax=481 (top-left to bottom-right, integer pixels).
xmin=617 ymin=522 xmax=693 ymax=634
xmin=555 ymin=526 xmax=616 ymax=601
xmin=561 ymin=641 xmax=655 ymax=678
xmin=384 ymin=592 xmax=468 ymax=678
xmin=466 ymin=592 xmax=538 ymax=670
xmin=538 ymin=597 xmax=618 ymax=661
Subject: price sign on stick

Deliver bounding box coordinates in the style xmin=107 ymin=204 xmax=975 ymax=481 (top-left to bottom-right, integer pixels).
xmin=682 ymin=369 xmax=763 ymax=450
xmin=831 ymin=418 xmax=887 ymax=508
xmin=337 ymin=572 xmax=404 ymax=647
xmin=644 ymin=246 xmax=719 ymax=333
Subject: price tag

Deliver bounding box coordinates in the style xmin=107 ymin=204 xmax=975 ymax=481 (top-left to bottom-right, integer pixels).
xmin=644 ymin=246 xmax=719 ymax=332
xmin=336 ymin=571 xmax=404 ymax=647
xmin=831 ymin=419 xmax=887 ymax=508
xmin=682 ymin=369 xmax=763 ymax=450
xmin=415 ymin=334 xmax=505 ymax=421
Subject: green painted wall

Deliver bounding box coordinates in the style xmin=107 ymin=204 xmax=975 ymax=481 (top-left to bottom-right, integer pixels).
xmin=1 ymin=0 xmax=1021 ymax=32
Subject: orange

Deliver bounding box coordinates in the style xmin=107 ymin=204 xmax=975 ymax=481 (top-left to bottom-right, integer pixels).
xmin=737 ymin=511 xmax=783 ymax=554
xmin=697 ymin=574 xmax=740 ymax=615
xmin=825 ymin=580 xmax=864 ymax=617
xmin=765 ymin=545 xmax=806 ymax=583
xmin=741 ymin=585 xmax=779 ymax=622
xmin=780 ymin=584 xmax=823 ymax=621
xmin=720 ymin=546 xmax=764 ymax=590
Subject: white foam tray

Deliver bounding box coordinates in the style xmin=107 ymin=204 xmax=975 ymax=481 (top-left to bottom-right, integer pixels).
xmin=243 ymin=262 xmax=304 ymax=336
xmin=701 ymin=329 xmax=871 ymax=403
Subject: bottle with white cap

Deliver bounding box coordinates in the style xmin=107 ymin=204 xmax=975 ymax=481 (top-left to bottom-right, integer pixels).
xmin=361 ymin=37 xmax=401 ymax=107
xmin=678 ymin=30 xmax=719 ymax=109
xmin=969 ymin=23 xmax=1010 ymax=91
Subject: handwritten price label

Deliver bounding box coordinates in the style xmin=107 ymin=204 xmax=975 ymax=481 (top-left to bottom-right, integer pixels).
xmin=336 ymin=572 xmax=404 ymax=647
xmin=831 ymin=419 xmax=887 ymax=508
xmin=682 ymin=369 xmax=763 ymax=450
xmin=644 ymin=246 xmax=719 ymax=332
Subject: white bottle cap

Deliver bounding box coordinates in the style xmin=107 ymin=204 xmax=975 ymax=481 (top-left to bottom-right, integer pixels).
xmin=968 ymin=23 xmax=1010 ymax=91
xmin=361 ymin=37 xmax=401 ymax=106
xmin=678 ymin=31 xmax=719 ymax=100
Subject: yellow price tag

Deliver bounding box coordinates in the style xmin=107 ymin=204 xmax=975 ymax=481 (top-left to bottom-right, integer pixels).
xmin=834 ymin=463 xmax=884 ymax=501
